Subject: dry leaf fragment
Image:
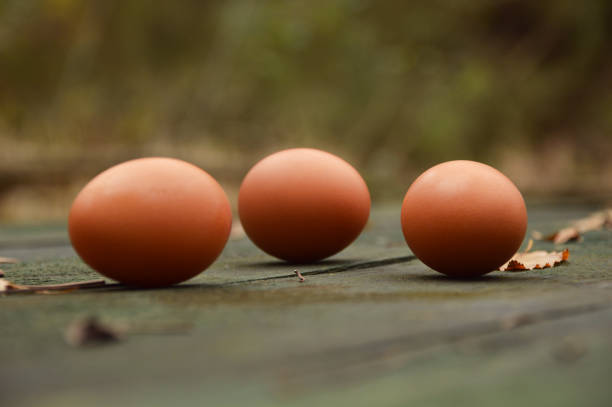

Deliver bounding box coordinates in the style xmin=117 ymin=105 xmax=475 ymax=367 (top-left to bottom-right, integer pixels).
xmin=546 ymin=227 xmax=581 ymax=244
xmin=0 ymin=278 xmax=106 ymax=294
xmin=65 ymin=316 xmax=120 ymax=347
xmin=499 ymin=248 xmax=569 ymax=271
xmin=537 ymin=208 xmax=612 ymax=244
xmin=574 ymin=209 xmax=612 ymax=230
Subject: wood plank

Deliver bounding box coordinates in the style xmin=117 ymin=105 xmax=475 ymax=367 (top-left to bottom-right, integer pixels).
xmin=0 ymin=205 xmax=610 ymax=406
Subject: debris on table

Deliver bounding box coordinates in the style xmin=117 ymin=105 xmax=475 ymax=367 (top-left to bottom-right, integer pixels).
xmin=65 ymin=316 xmax=121 ymax=347
xmin=64 ymin=317 xmax=194 ymax=347
xmin=533 ymin=208 xmax=612 ymax=244
xmin=0 ymin=278 xmax=106 ymax=294
xmin=294 ymin=269 xmax=305 ymax=282
xmin=499 ymin=240 xmax=569 ymax=271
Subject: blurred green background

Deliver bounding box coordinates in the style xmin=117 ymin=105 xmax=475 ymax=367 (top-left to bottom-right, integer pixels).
xmin=0 ymin=0 xmax=611 ymax=222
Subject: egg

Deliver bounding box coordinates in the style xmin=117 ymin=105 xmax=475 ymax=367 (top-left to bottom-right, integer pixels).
xmin=69 ymin=157 xmax=232 ymax=287
xmin=238 ymin=148 xmax=370 ymax=263
xmin=401 ymin=160 xmax=527 ymax=277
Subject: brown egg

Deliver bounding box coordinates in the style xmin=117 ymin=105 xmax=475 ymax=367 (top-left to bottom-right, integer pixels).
xmin=69 ymin=157 xmax=232 ymax=287
xmin=238 ymin=148 xmax=370 ymax=263
xmin=401 ymin=160 xmax=527 ymax=277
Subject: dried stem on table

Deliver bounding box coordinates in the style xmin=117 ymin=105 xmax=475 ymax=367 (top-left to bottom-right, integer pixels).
xmin=0 ymin=279 xmax=106 ymax=294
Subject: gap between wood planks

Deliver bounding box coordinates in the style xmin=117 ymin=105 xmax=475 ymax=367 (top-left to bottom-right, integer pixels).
xmin=0 ymin=255 xmax=418 ymax=293
xmin=221 ymin=255 xmax=418 ymax=287
xmin=272 ymin=299 xmax=612 ymax=389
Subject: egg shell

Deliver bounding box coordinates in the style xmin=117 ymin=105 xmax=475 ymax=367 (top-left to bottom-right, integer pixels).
xmin=238 ymin=148 xmax=370 ymax=263
xmin=401 ymin=160 xmax=527 ymax=277
xmin=69 ymin=157 xmax=232 ymax=287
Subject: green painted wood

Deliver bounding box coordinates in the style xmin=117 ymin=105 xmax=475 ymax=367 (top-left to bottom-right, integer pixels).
xmin=1 ymin=205 xmax=611 ymax=406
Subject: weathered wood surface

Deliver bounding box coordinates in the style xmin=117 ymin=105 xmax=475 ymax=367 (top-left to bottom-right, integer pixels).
xmin=1 ymin=205 xmax=611 ymax=406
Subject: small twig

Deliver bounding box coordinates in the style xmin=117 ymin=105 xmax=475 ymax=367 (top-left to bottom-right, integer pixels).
xmin=223 ymin=256 xmax=416 ymax=287
xmin=0 ymin=257 xmax=19 ymax=264
xmin=19 ymin=279 xmax=106 ymax=291
xmin=1 ymin=279 xmax=106 ymax=294
xmin=294 ymin=269 xmax=305 ymax=283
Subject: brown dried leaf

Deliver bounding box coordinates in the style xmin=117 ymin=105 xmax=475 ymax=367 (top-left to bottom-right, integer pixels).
xmin=574 ymin=209 xmax=612 ymax=230
xmin=499 ymin=248 xmax=569 ymax=271
xmin=538 ymin=209 xmax=612 ymax=244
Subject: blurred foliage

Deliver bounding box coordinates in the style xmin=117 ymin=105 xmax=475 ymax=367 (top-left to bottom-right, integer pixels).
xmin=0 ymin=0 xmax=611 ymax=219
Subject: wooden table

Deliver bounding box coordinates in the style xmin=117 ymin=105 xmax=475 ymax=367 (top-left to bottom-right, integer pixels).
xmin=1 ymin=205 xmax=611 ymax=406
